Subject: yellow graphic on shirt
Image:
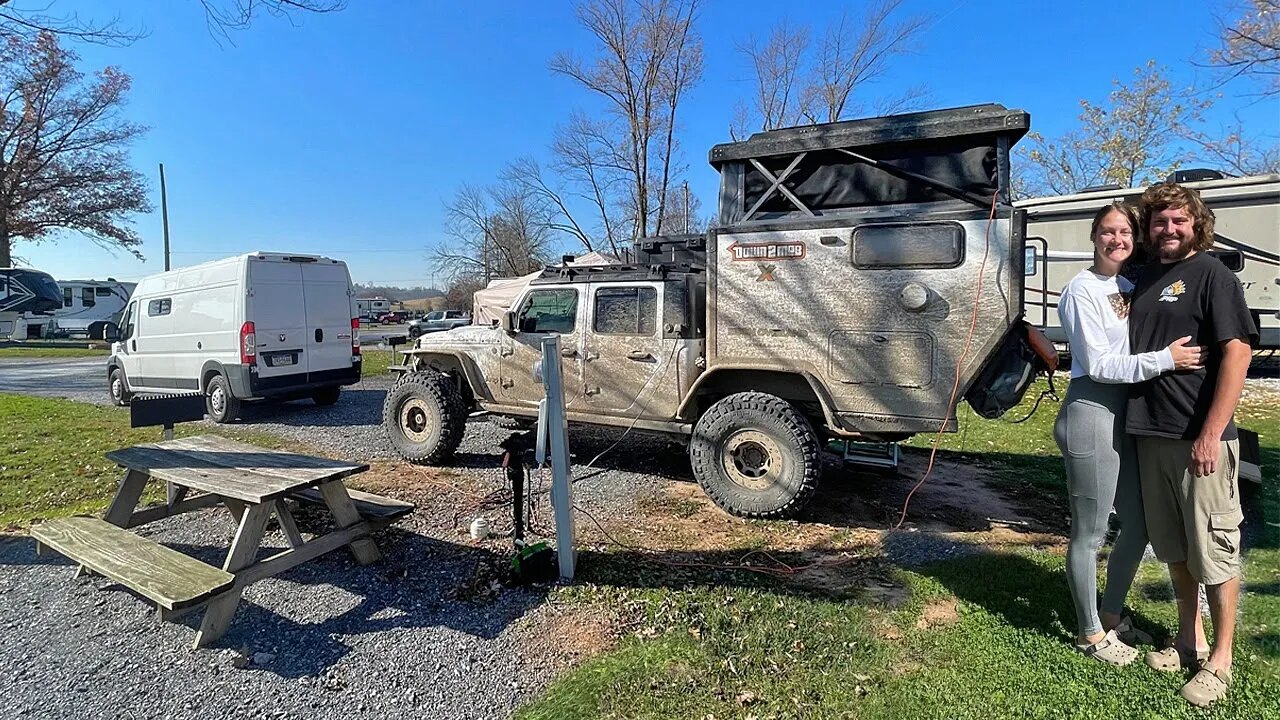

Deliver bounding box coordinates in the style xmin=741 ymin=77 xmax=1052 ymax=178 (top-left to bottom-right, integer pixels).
xmin=1158 ymin=279 xmax=1186 ymax=303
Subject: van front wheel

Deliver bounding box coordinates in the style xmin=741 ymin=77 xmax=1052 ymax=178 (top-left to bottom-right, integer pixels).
xmin=206 ymin=374 xmax=240 ymax=423
xmin=689 ymin=392 xmax=821 ymax=519
xmin=109 ymin=367 xmax=131 ymax=406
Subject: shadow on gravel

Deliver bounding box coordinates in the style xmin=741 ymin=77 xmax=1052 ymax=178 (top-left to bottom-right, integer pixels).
xmin=0 ymin=529 xmax=550 ymax=679
xmin=233 ymin=389 xmax=387 ymax=427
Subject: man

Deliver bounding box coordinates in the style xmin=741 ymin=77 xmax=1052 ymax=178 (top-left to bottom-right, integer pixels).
xmin=1127 ymin=181 xmax=1257 ymax=707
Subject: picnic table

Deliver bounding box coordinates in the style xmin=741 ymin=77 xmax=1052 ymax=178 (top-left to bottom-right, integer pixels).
xmin=31 ymin=434 xmax=413 ymax=648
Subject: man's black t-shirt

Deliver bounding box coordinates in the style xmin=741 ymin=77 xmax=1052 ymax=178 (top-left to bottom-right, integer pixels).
xmin=1126 ymin=251 xmax=1258 ymax=441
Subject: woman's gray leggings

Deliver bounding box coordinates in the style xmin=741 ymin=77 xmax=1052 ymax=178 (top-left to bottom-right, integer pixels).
xmin=1052 ymin=377 xmax=1149 ymax=638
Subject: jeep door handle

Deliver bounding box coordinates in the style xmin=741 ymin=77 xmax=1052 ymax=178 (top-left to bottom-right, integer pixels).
xmin=627 ymin=350 xmax=653 ymax=361
xmin=560 ymin=348 xmax=578 ymax=358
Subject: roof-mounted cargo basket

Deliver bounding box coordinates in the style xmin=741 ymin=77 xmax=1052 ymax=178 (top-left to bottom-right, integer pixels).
xmin=709 ymin=103 xmax=1030 ymax=224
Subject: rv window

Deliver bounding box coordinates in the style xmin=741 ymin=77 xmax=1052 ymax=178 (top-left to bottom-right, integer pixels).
xmin=81 ymin=287 xmax=96 ymax=308
xmin=1024 ymin=246 xmax=1038 ymax=277
xmin=594 ymin=287 xmax=657 ymax=336
xmin=517 ymin=289 xmax=578 ymax=333
xmin=852 ymin=223 xmax=964 ymax=269
xmin=63 ymin=288 xmax=73 ymax=308
xmin=95 ymin=287 xmax=112 ymax=296
xmin=147 ymin=298 xmax=172 ymax=317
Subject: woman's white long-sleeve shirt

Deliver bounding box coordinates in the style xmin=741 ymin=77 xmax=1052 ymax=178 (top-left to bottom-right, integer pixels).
xmin=1058 ymin=268 xmax=1173 ymax=383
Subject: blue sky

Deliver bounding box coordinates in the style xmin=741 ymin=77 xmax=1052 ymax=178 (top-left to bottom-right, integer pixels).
xmin=17 ymin=0 xmax=1278 ymax=286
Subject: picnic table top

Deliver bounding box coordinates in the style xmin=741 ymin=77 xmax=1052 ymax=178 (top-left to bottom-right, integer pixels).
xmin=105 ymin=434 xmax=368 ymax=504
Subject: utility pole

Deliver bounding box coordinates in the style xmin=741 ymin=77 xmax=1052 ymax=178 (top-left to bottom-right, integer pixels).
xmin=159 ymin=163 xmax=171 ymax=271
xmin=683 ymin=180 xmax=690 ymax=234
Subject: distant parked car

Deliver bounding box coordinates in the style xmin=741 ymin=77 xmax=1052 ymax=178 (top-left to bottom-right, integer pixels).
xmin=407 ymin=310 xmax=470 ymax=339
xmin=378 ymin=311 xmax=408 ymax=324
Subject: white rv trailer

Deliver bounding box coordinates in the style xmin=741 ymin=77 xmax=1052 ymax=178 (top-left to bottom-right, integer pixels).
xmin=1017 ymin=173 xmax=1280 ymax=351
xmin=48 ymin=279 xmax=136 ymax=339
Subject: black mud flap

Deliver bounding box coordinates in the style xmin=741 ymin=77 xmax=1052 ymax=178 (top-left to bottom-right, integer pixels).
xmin=964 ymin=321 xmax=1057 ymax=420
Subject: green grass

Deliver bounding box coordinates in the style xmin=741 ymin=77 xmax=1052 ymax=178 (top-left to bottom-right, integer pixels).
xmin=518 ymin=386 xmax=1280 ymax=719
xmin=361 ymin=348 xmax=395 ymax=377
xmin=0 ymin=346 xmax=108 ymax=358
xmin=0 ymin=393 xmax=290 ymax=529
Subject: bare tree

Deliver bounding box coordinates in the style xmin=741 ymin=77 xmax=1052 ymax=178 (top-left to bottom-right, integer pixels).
xmin=0 ymin=1 xmax=345 ymax=46
xmin=656 ymin=180 xmax=701 ymax=235
xmin=550 ymin=0 xmax=702 ymax=241
xmin=1186 ymin=113 xmax=1280 ymax=176
xmin=734 ymin=1 xmax=929 ymax=137
xmin=1205 ymin=0 xmax=1280 ymax=96
xmin=502 ymin=156 xmax=598 ymax=254
xmin=0 ymin=32 xmax=150 ymax=267
xmin=1018 ymin=61 xmax=1213 ymax=197
xmin=800 ymin=2 xmax=929 ymax=124
xmin=432 ymin=181 xmax=557 ymax=284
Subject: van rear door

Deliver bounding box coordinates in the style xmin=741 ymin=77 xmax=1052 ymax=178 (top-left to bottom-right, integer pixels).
xmin=300 ymin=260 xmax=356 ymax=376
xmin=247 ymin=257 xmax=308 ymax=385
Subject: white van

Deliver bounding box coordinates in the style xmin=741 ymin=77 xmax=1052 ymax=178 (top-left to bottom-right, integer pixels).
xmin=106 ymin=252 xmax=362 ymax=422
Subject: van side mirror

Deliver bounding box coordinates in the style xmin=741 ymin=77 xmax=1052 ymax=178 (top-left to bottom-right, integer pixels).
xmin=104 ymin=324 xmax=120 ymax=342
xmin=501 ymin=311 xmax=517 ymax=334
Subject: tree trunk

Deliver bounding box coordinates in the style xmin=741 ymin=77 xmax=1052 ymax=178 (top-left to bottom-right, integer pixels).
xmin=0 ymin=228 xmax=10 ymax=267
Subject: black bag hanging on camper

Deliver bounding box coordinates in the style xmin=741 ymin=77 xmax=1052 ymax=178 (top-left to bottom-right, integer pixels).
xmin=964 ymin=321 xmax=1057 ymax=420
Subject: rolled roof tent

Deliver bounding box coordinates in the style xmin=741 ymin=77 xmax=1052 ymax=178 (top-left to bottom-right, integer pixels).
xmin=709 ymin=103 xmax=1031 ymax=222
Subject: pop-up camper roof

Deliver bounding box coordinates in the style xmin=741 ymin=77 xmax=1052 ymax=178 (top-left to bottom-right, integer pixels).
xmin=709 ymin=103 xmax=1030 ymax=222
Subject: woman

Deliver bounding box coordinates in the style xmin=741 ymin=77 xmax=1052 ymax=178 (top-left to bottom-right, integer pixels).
xmin=1053 ymin=201 xmax=1204 ymax=665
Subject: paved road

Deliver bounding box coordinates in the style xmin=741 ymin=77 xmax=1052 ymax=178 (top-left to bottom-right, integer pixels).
xmin=0 ymin=357 xmax=104 ymax=401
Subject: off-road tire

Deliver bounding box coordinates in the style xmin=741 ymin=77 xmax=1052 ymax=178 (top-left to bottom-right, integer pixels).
xmin=689 ymin=392 xmax=821 ymax=519
xmin=109 ymin=367 xmax=131 ymax=406
xmin=382 ymin=370 xmax=466 ymax=464
xmin=205 ymin=373 xmax=240 ymax=424
xmin=312 ymin=386 xmax=341 ymax=406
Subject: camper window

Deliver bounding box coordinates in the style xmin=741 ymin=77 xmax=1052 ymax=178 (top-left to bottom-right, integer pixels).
xmin=852 ymin=223 xmax=964 ymax=269
xmin=594 ymin=287 xmax=657 ymax=336
xmin=81 ymin=287 xmax=95 ymax=308
xmin=147 ymin=298 xmax=172 ymax=317
xmin=63 ymin=288 xmax=73 ymax=307
xmin=95 ymin=287 xmax=112 ymax=296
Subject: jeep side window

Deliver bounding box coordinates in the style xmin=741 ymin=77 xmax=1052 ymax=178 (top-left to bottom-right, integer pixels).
xmin=595 ymin=287 xmax=656 ymax=336
xmin=517 ymin=289 xmax=578 ymax=333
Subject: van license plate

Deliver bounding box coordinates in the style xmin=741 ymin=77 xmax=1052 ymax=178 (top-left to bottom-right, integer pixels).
xmin=272 ymin=353 xmax=294 ymax=366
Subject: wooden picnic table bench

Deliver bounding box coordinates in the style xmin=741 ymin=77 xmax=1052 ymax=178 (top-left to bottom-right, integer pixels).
xmin=31 ymin=434 xmax=414 ymax=648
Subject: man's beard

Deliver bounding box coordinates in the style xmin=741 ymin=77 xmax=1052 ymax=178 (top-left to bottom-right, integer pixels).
xmin=1156 ymin=235 xmax=1196 ymax=261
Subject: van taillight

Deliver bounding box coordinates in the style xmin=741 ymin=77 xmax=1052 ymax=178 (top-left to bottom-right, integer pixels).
xmin=351 ymin=317 xmax=361 ymax=357
xmin=240 ymin=321 xmax=257 ymax=365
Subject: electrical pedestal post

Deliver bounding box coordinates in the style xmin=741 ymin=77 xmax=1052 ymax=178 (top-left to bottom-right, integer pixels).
xmin=538 ymin=335 xmax=577 ymax=581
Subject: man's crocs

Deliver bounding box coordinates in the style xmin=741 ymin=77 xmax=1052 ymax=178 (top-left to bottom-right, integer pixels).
xmin=1181 ymin=663 xmax=1232 ymax=707
xmin=1145 ymin=644 xmax=1209 ymax=673
xmin=1075 ymin=629 xmax=1138 ymax=666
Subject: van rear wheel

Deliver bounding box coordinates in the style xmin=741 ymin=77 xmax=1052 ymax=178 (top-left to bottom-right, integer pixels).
xmin=382 ymin=371 xmax=466 ymax=464
xmin=689 ymin=392 xmax=821 ymax=519
xmin=206 ymin=373 xmax=240 ymax=423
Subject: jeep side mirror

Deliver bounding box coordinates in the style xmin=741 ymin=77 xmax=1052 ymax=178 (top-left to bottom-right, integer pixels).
xmin=501 ymin=311 xmax=517 ymax=334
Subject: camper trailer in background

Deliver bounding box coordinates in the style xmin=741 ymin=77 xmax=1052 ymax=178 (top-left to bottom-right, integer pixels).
xmin=1017 ymin=171 xmax=1280 ymax=351
xmin=46 ymin=279 xmax=136 ymax=339
xmin=355 ymin=296 xmax=392 ymax=320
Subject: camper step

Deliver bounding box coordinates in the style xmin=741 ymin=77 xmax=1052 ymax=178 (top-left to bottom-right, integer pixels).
xmin=288 ymin=487 xmax=415 ymax=522
xmin=31 ymin=516 xmax=234 ymax=610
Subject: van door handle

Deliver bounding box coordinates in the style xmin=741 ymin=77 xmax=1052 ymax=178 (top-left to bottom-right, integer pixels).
xmin=315 ymin=329 xmax=324 ymax=343
xmin=131 ymin=340 xmax=136 ymax=352
xmin=627 ymin=350 xmax=653 ymax=361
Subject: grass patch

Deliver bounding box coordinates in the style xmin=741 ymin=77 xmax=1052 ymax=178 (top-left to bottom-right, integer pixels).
xmin=521 ymin=547 xmax=1280 ymax=719
xmin=0 ymin=346 xmax=108 ymax=358
xmin=361 ymin=348 xmax=395 ymax=378
xmin=0 ymin=393 xmax=291 ymax=529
